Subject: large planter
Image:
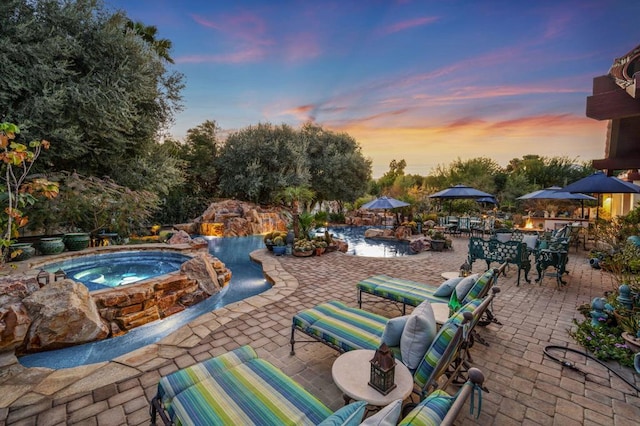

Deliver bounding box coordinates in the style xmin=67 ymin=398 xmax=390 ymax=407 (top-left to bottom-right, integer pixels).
xmin=430 ymin=240 xmax=445 ymax=252
xmin=64 ymin=233 xmax=91 ymax=251
xmin=9 ymin=243 xmax=36 ymax=261
xmin=293 ymin=250 xmax=313 ymax=257
xmin=39 ymin=237 xmax=65 ymax=255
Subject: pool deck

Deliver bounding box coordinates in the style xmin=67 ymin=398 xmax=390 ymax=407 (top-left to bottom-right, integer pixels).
xmin=1 ymin=237 xmax=640 ymax=425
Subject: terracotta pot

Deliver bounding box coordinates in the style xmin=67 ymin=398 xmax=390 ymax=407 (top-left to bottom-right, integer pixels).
xmin=622 ymin=332 xmax=640 ymax=353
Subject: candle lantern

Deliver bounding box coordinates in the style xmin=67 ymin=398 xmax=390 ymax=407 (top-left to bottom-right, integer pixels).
xmin=36 ymin=269 xmax=50 ymax=287
xmin=54 ymin=269 xmax=67 ymax=282
xmin=368 ymin=343 xmax=397 ymax=395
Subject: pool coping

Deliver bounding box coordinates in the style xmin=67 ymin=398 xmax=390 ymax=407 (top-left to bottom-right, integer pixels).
xmin=0 ymin=248 xmax=291 ymax=408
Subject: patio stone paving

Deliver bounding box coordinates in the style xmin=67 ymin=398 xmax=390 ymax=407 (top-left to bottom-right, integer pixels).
xmin=1 ymin=236 xmax=639 ymax=425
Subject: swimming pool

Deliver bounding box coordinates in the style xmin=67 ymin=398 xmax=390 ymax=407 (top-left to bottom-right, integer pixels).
xmin=19 ymin=236 xmax=271 ymax=369
xmin=326 ymin=226 xmax=414 ymax=257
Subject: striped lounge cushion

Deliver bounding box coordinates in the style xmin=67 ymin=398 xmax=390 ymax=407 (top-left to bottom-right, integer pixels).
xmin=412 ymin=298 xmax=482 ymax=391
xmin=157 ymin=345 xmax=332 ymax=426
xmin=293 ymin=301 xmax=387 ymax=352
xmin=398 ymin=390 xmax=455 ymax=426
xmin=461 ymin=269 xmax=495 ymax=305
xmin=357 ymin=275 xmax=446 ymax=306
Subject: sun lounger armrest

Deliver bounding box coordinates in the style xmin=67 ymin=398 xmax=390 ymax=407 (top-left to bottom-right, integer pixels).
xmin=441 ymin=368 xmax=485 ymax=426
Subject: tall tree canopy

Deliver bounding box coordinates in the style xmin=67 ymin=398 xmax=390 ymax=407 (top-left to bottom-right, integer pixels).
xmin=0 ymin=0 xmax=184 ymax=183
xmin=217 ymin=122 xmax=371 ymax=205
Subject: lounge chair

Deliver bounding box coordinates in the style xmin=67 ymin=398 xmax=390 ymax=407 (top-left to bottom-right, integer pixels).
xmin=149 ymin=344 xmax=485 ymax=425
xmin=291 ymin=292 xmax=497 ymax=400
xmin=357 ymin=264 xmax=505 ymax=314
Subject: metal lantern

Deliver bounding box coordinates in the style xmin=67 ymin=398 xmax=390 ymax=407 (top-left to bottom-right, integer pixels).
xmin=368 ymin=343 xmax=397 ymax=395
xmin=36 ymin=269 xmax=50 ymax=287
xmin=54 ymin=269 xmax=67 ymax=282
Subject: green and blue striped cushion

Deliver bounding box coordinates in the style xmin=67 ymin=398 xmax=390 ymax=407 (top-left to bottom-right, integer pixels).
xmin=157 ymin=345 xmax=333 ymax=425
xmin=411 ymin=298 xmax=481 ymax=392
xmin=398 ymin=390 xmax=455 ymax=426
xmin=293 ymin=301 xmax=387 ymax=352
xmin=461 ymin=269 xmax=495 ymax=305
xmin=357 ymin=275 xmax=446 ymax=306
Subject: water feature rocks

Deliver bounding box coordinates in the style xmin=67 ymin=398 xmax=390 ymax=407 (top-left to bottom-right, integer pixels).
xmin=167 ymin=230 xmax=192 ymax=245
xmin=21 ymin=279 xmax=109 ymax=352
xmin=196 ymin=199 xmax=288 ymax=237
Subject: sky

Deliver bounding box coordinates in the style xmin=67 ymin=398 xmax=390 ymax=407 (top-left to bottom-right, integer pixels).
xmin=106 ymin=0 xmax=640 ymax=177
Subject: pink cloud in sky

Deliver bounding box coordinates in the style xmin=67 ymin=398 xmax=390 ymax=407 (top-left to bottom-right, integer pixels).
xmin=282 ymin=32 xmax=322 ymax=63
xmin=380 ymin=16 xmax=439 ymax=35
xmin=176 ymin=48 xmax=266 ymax=64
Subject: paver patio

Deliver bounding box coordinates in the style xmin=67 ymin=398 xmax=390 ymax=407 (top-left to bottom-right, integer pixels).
xmin=1 ymin=237 xmax=639 ymax=425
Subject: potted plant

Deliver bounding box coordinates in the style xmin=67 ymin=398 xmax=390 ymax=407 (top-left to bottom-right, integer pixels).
xmin=293 ymin=238 xmax=314 ymax=257
xmin=430 ymin=231 xmax=446 ymax=252
xmin=272 ymin=235 xmax=287 ymax=256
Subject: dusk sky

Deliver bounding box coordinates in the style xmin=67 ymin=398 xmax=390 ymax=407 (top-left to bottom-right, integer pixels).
xmin=106 ymin=0 xmax=640 ymax=177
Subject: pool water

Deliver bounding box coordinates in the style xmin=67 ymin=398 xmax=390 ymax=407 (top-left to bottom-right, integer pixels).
xmin=43 ymin=251 xmax=192 ymax=291
xmin=327 ymin=226 xmax=414 ymax=257
xmin=19 ymin=236 xmax=270 ymax=369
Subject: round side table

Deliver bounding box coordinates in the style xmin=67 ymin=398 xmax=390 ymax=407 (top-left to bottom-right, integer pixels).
xmin=331 ymin=349 xmax=413 ymax=408
xmin=431 ymin=303 xmax=450 ymax=326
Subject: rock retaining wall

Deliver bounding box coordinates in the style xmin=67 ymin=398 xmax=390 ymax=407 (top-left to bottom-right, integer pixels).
xmin=0 ymin=245 xmax=232 ymax=356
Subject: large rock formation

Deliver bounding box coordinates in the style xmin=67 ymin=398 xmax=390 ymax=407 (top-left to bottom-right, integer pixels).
xmin=0 ymin=277 xmax=39 ymax=353
xmin=21 ymin=280 xmax=109 ymax=352
xmin=195 ymin=199 xmax=288 ymax=237
xmin=180 ymin=252 xmax=230 ymax=295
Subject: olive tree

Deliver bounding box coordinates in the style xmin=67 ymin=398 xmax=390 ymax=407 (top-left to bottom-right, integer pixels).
xmin=0 ymin=0 xmax=184 ymax=187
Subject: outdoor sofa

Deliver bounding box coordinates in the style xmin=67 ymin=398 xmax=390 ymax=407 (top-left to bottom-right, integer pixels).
xmin=149 ymin=344 xmax=485 ymax=425
xmin=357 ymin=264 xmax=505 ymax=314
xmin=291 ymin=291 xmax=497 ymax=400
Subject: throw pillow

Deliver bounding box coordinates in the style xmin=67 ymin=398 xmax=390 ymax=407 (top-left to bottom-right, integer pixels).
xmin=433 ymin=277 xmax=464 ymax=297
xmin=400 ymin=300 xmax=437 ymax=370
xmin=317 ymin=400 xmax=367 ymax=426
xmin=360 ymin=399 xmax=403 ymax=426
xmin=522 ymin=234 xmax=538 ymax=250
xmin=381 ymin=316 xmax=410 ymax=347
xmin=455 ymin=274 xmax=479 ymax=301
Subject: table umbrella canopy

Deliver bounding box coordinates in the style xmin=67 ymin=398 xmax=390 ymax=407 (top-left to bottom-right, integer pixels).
xmin=561 ymin=172 xmax=640 ymax=194
xmin=476 ymin=196 xmax=498 ymax=204
xmin=517 ymin=187 xmax=596 ymax=201
xmin=361 ymin=196 xmax=410 ymax=210
xmin=429 ymin=184 xmax=494 ymax=199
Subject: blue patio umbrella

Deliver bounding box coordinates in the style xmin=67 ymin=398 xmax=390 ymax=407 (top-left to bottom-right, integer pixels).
xmin=430 ymin=184 xmax=494 ymax=214
xmin=429 ymin=184 xmax=494 ymax=199
xmin=476 ymin=196 xmax=498 ymax=204
xmin=517 ymin=186 xmax=596 ymax=218
xmin=560 ymin=172 xmax=640 ymax=220
xmin=361 ymin=196 xmax=410 ymax=210
xmin=361 ymin=196 xmax=410 ymax=228
xmin=516 ymin=186 xmax=596 ymax=201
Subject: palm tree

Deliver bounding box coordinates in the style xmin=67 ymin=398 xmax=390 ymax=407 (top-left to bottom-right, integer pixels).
xmin=278 ymin=186 xmax=315 ymax=239
xmin=125 ymin=20 xmax=174 ymax=63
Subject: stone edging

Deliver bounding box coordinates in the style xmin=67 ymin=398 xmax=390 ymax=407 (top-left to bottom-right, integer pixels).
xmin=1 ymin=248 xmax=294 ymax=408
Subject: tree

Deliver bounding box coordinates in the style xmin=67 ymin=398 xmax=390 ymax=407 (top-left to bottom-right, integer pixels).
xmin=303 ymin=123 xmax=371 ymax=208
xmin=217 ymin=123 xmax=305 ymax=204
xmin=0 ymin=0 xmax=184 ymax=187
xmin=0 ymin=122 xmax=58 ymax=262
xmin=277 ymin=186 xmax=315 ymax=238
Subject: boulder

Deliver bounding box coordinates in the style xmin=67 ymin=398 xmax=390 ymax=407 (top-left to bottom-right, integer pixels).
xmin=167 ymin=230 xmax=192 ymax=245
xmin=409 ymin=237 xmax=431 ymax=254
xmin=394 ymin=226 xmax=412 ymax=240
xmin=21 ymin=279 xmax=109 ymax=352
xmin=364 ymin=228 xmax=385 ymax=238
xmin=180 ymin=253 xmax=229 ymax=296
xmin=0 ymin=303 xmax=31 ymax=352
xmin=334 ymin=239 xmax=349 ymax=253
